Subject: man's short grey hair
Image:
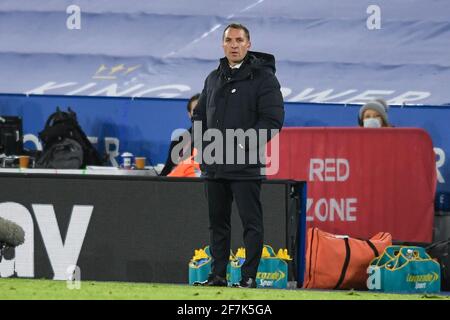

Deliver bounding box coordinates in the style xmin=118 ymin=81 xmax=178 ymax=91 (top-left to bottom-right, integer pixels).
xmin=223 ymin=23 xmax=250 ymax=41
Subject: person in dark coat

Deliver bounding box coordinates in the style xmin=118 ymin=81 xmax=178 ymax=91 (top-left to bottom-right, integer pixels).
xmin=192 ymin=23 xmax=284 ymax=288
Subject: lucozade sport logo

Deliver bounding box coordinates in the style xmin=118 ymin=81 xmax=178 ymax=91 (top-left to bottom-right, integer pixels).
xmin=257 ymin=270 xmax=286 ymax=281
xmin=0 ymin=202 xmax=93 ymax=280
xmin=257 ymin=270 xmax=286 ymax=288
xmin=406 ymin=272 xmax=440 ymax=283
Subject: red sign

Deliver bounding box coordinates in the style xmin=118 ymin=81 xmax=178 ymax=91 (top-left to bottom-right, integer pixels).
xmin=269 ymin=127 xmax=436 ymax=243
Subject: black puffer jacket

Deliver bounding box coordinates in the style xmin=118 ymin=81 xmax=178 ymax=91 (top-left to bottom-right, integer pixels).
xmin=193 ymin=51 xmax=284 ymax=179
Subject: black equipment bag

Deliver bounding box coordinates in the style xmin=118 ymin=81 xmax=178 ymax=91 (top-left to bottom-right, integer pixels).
xmin=0 ymin=116 xmax=23 ymax=156
xmin=426 ymin=239 xmax=450 ymax=291
xmin=36 ymin=107 xmax=103 ymax=168
xmin=36 ymin=138 xmax=84 ymax=169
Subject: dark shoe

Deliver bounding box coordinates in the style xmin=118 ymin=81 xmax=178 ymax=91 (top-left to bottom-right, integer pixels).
xmin=236 ymin=277 xmax=257 ymax=288
xmin=199 ymin=274 xmax=227 ymax=287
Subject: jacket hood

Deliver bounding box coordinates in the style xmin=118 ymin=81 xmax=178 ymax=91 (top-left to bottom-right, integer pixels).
xmin=246 ymin=51 xmax=276 ymax=74
xmin=219 ymin=51 xmax=276 ymax=75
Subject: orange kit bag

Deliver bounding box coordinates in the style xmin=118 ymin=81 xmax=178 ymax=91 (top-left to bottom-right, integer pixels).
xmin=303 ymin=227 xmax=392 ymax=290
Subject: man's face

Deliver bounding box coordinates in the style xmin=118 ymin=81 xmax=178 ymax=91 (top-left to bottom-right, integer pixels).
xmin=222 ymin=27 xmax=251 ymax=66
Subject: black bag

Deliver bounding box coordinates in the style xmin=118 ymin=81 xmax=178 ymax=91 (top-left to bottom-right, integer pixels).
xmin=36 ymin=138 xmax=84 ymax=169
xmin=0 ymin=116 xmax=23 ymax=156
xmin=36 ymin=107 xmax=103 ymax=169
xmin=426 ymin=239 xmax=450 ymax=291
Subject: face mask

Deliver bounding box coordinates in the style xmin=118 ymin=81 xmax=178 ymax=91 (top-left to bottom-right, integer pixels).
xmin=363 ymin=118 xmax=382 ymax=128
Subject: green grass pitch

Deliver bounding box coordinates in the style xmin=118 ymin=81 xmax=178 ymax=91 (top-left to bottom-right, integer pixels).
xmin=0 ymin=278 xmax=448 ymax=300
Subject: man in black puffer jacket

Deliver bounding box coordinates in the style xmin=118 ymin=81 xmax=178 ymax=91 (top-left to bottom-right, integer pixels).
xmin=192 ymin=23 xmax=284 ymax=288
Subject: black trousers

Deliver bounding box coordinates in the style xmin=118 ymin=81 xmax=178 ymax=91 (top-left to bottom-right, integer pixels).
xmin=206 ymin=179 xmax=263 ymax=280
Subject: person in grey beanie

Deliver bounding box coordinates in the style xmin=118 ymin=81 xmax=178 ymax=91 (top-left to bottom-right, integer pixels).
xmin=358 ymin=99 xmax=391 ymax=128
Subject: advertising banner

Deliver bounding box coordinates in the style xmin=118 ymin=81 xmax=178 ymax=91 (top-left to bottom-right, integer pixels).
xmin=271 ymin=128 xmax=436 ymax=243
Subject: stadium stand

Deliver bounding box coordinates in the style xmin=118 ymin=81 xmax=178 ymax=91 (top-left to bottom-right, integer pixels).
xmin=0 ymin=0 xmax=449 ymax=104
